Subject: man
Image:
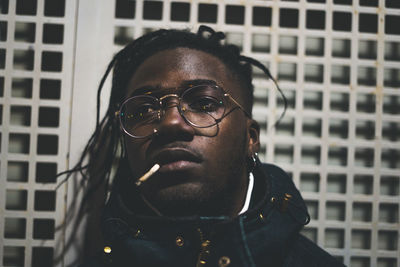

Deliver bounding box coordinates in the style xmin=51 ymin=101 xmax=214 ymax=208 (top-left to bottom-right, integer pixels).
xmin=77 ymin=26 xmax=344 ymax=266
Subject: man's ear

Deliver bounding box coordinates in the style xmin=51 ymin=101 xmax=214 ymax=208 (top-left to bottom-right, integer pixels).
xmin=247 ymin=118 xmax=260 ymax=157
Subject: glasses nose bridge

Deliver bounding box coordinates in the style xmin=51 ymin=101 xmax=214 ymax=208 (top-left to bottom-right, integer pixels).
xmin=159 ymin=93 xmax=181 ymax=110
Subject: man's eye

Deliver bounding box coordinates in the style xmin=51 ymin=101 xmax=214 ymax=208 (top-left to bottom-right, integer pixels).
xmin=127 ymin=104 xmax=158 ymax=120
xmin=189 ymin=97 xmax=222 ymax=112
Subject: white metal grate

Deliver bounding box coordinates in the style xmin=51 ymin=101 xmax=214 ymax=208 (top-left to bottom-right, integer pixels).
xmin=1 ymin=0 xmax=399 ymax=266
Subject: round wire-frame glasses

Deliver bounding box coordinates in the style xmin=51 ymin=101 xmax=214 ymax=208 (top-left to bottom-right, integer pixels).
xmin=115 ymin=84 xmax=250 ymax=138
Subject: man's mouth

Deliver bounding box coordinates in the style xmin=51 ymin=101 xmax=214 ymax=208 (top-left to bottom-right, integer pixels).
xmin=150 ymin=148 xmax=203 ymax=172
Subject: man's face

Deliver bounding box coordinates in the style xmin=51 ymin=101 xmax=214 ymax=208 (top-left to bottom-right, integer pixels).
xmin=123 ymin=47 xmax=259 ymax=216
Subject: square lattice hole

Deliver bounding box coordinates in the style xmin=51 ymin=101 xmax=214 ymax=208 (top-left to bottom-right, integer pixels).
xmin=325 ymin=228 xmax=345 ymax=248
xmin=301 ymin=145 xmax=321 ymax=165
xmin=326 ymin=201 xmax=345 ymax=221
xmin=4 ymin=217 xmax=26 ymax=238
xmin=274 ymin=144 xmax=294 ymax=163
xmin=353 ymin=202 xmax=372 ymax=222
xmin=356 ymin=120 xmax=375 ymax=140
xmin=330 ymin=92 xmax=349 ymax=112
xmin=114 ymin=26 xmax=134 ymax=46
xmin=328 ymin=146 xmax=348 ymax=166
xmin=34 ymin=190 xmax=56 ymax=211
xmin=36 ymin=162 xmax=57 ymax=183
xmin=380 ymin=176 xmax=399 ymax=196
xmin=14 ymin=22 xmax=35 ymax=43
xmin=377 ymin=258 xmax=397 ymax=267
xmin=37 ymin=134 xmax=58 ymax=155
xmin=329 ymin=118 xmax=348 ymax=139
xmin=13 ymin=49 xmax=34 ymax=70
xmin=351 ymin=257 xmax=370 ymax=267
xmin=305 ymin=200 xmax=319 ymax=220
xmin=357 ymin=93 xmax=376 ymax=113
xmin=252 ymin=6 xmax=272 ymax=26
xmin=0 ymin=21 xmax=7 ymax=41
xmin=9 ymin=133 xmax=30 ymax=154
xmin=303 ymin=90 xmax=322 ymax=110
xmin=300 ymin=173 xmax=320 ymax=192
xmin=359 ymin=39 xmax=377 ymax=59
xmin=7 ymin=161 xmax=28 ymax=182
xmin=33 ymin=218 xmax=55 ymax=239
xmin=171 ymin=2 xmax=190 ymax=22
xmin=226 ymin=32 xmax=243 ymax=51
xmin=302 ymin=228 xmax=317 ymax=243
xmin=5 ymin=189 xmax=27 ymax=210
xmin=278 ymin=62 xmax=297 ymax=81
xmin=378 ymin=231 xmax=398 ymax=251
xmin=12 ymin=77 xmax=33 ymax=98
xmin=225 ymin=5 xmax=245 ymax=25
xmin=333 ymin=11 xmax=352 ymax=31
xmin=115 ymin=0 xmax=135 ymax=19
xmin=276 ymin=116 xmax=295 ymax=136
xmin=41 ymin=51 xmax=63 ymax=72
xmin=40 ymin=79 xmax=61 ymax=100
xmin=354 ymin=175 xmax=373 ymax=195
xmin=43 ymin=23 xmax=64 ymax=44
xmin=279 ymin=8 xmax=299 ymax=28
xmin=358 ymin=66 xmax=376 ymax=86
xmin=381 ymin=149 xmax=400 ymax=169
xmin=38 ymin=106 xmax=59 ymax=127
xmin=359 ymin=13 xmax=378 ymax=33
xmin=382 ymin=121 xmax=399 ymax=141
xmin=143 ymin=1 xmax=163 ymax=20
xmin=252 ymin=34 xmax=270 ymax=53
xmin=383 ymin=95 xmax=399 ymax=115
xmin=305 ymin=64 xmax=323 ymax=83
xmin=279 ymin=35 xmax=298 ymax=55
xmin=44 ymin=0 xmax=65 ymax=17
xmin=332 ymin=38 xmax=351 ymax=58
xmin=384 ymin=41 xmax=400 ymax=61
xmin=32 ymin=247 xmax=54 ymax=267
xmin=331 ymin=65 xmax=350 ymax=84
xmin=384 ymin=68 xmax=400 ymax=87
xmin=305 ymin=36 xmax=324 ymax=56
xmin=16 ymin=0 xmax=37 ymax=15
xmin=303 ymin=118 xmax=322 ymax=137
xmin=379 ymin=203 xmax=399 ymax=223
xmin=327 ymin=174 xmax=346 ymax=193
xmin=198 ymin=4 xmax=218 ymax=23
xmin=306 ymin=10 xmax=326 ymax=30
xmin=352 ymin=230 xmax=371 ymax=249
xmin=10 ymin=106 xmax=31 ymax=126
xmin=355 ymin=148 xmax=374 ymax=167
xmin=3 ymin=246 xmax=25 ymax=266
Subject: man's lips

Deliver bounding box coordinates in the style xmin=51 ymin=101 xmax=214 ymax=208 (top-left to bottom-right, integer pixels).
xmin=149 ymin=148 xmax=203 ymax=171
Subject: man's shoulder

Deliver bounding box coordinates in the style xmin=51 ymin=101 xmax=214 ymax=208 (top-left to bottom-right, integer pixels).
xmin=286 ymin=234 xmax=346 ymax=267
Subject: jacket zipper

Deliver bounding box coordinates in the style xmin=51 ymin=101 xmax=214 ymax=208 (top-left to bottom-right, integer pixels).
xmin=196 ymin=228 xmax=211 ymax=267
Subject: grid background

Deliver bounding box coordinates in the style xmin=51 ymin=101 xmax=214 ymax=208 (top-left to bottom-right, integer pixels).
xmin=1 ymin=0 xmax=399 ymax=266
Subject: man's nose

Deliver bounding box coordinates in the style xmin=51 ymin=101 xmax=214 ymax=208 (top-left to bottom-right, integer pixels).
xmin=155 ymin=100 xmax=195 ymax=138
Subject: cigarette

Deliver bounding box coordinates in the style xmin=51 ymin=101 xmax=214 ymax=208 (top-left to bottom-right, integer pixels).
xmin=135 ymin=164 xmax=160 ymax=186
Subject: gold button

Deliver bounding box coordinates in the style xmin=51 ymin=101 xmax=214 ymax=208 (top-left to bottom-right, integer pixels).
xmin=218 ymin=256 xmax=231 ymax=267
xmin=175 ymin=236 xmax=184 ymax=247
xmin=103 ymin=246 xmax=112 ymax=254
xmin=201 ymin=240 xmax=211 ymax=247
xmin=259 ymin=213 xmax=264 ymax=221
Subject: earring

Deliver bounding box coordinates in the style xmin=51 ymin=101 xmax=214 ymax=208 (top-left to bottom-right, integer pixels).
xmin=249 ymin=153 xmax=260 ymax=172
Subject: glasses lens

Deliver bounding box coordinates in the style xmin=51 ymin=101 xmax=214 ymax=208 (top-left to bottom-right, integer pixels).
xmin=181 ymin=85 xmax=226 ymax=127
xmin=120 ymin=95 xmax=160 ymax=137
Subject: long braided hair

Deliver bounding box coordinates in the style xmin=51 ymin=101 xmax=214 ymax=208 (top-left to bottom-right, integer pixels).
xmin=57 ymin=25 xmax=286 ymax=261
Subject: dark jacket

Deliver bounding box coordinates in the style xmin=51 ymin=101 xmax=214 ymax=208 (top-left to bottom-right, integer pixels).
xmin=81 ymin=163 xmax=345 ymax=267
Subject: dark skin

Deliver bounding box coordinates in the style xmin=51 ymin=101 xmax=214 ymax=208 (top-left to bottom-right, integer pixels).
xmin=123 ymin=48 xmax=260 ymax=217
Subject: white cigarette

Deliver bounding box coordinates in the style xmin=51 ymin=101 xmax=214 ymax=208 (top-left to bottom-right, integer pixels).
xmin=135 ymin=164 xmax=160 ymax=186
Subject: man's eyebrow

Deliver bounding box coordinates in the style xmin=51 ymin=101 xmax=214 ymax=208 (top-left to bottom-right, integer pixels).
xmin=127 ymin=79 xmax=218 ymax=98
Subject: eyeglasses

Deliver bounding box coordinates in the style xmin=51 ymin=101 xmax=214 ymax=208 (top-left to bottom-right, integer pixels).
xmin=116 ymin=84 xmax=249 ymax=138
